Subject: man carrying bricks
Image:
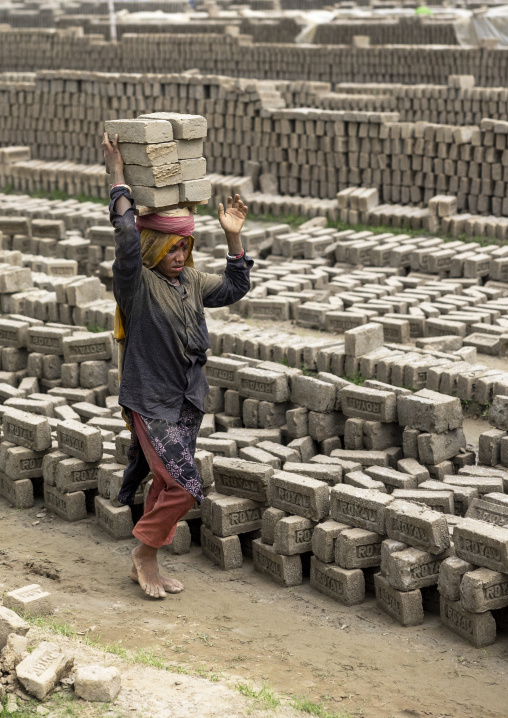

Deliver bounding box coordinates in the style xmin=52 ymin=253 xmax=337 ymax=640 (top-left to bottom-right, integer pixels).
xmin=103 ymin=132 xmax=252 ymax=598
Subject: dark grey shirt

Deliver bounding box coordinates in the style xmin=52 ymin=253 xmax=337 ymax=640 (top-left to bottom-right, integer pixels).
xmin=110 ymin=186 xmax=253 ymax=422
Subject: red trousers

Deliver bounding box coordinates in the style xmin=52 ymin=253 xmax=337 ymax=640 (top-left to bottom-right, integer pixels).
xmin=131 ymin=411 xmax=196 ymax=549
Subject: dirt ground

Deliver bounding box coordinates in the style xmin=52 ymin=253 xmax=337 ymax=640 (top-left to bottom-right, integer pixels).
xmin=1 ymin=495 xmax=507 ymax=718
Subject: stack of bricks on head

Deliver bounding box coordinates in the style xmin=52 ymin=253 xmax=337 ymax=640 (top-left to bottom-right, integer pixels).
xmin=1 ymin=195 xmax=508 ymax=651
xmin=104 ymin=113 xmax=211 ymax=209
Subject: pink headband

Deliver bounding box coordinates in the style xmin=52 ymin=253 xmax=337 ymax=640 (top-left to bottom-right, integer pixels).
xmin=136 ymin=214 xmax=195 ymax=236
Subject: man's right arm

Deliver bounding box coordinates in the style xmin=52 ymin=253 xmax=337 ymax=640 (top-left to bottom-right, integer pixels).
xmin=110 ymin=187 xmax=142 ymax=288
xmin=103 ymin=132 xmax=143 ymax=302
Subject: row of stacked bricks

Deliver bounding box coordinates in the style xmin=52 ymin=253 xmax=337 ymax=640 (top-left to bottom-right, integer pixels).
xmin=5 ymin=197 xmax=508 ymax=355
xmin=331 ymin=79 xmax=508 ymax=127
xmin=240 ymin=226 xmax=508 ymax=356
xmin=1 ymin=30 xmax=508 ymax=85
xmin=1 ymin=201 xmax=508 ymax=646
xmin=0 ymin=12 xmax=462 ymax=45
xmin=4 ymin=71 xmax=508 ymax=215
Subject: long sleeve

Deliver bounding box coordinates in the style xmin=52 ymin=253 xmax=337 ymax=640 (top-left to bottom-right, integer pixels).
xmin=201 ymin=255 xmax=254 ymax=308
xmin=110 ymin=186 xmax=142 ymax=316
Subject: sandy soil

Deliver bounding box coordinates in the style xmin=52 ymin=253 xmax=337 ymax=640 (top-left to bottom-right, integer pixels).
xmin=1 ymin=498 xmax=507 ymax=718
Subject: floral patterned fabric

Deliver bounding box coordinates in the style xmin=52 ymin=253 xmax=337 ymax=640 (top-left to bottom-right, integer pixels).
xmin=119 ymin=400 xmax=204 ymax=505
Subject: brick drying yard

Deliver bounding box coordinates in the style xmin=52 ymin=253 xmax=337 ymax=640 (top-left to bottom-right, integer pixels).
xmin=1 ymin=2 xmax=508 ymax=717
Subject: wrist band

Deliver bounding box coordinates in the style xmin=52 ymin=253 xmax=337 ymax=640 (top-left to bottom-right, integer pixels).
xmin=111 ymin=183 xmax=132 ymax=194
xmin=226 ymin=248 xmax=245 ymax=260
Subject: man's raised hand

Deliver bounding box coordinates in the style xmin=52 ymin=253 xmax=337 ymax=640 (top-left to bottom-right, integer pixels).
xmin=102 ymin=132 xmax=124 ymax=182
xmin=218 ymin=194 xmax=248 ymax=237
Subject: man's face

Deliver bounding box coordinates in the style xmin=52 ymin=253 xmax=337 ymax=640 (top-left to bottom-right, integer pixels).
xmin=156 ymin=238 xmax=190 ymax=279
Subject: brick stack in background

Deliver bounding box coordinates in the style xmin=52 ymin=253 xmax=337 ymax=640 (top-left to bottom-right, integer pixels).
xmin=1 ymin=30 xmax=508 ymax=86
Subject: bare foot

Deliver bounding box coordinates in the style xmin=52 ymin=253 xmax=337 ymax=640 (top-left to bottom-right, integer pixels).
xmin=130 ymin=565 xmax=184 ymax=594
xmin=131 ymin=545 xmax=166 ymax=598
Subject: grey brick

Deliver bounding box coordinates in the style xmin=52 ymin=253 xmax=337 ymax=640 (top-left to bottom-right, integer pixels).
xmin=0 ymin=471 xmax=33 ymax=509
xmin=440 ymin=596 xmax=496 ymax=647
xmin=374 ymin=573 xmax=424 ymax=626
xmin=3 ymin=445 xmax=45 ymax=479
xmin=282 ymin=461 xmax=342 ymax=486
xmin=335 ymin=528 xmax=383 ymax=569
xmin=95 ymin=496 xmax=133 ymax=539
xmin=391 ymin=489 xmax=454 ymax=514
xmin=273 ymin=515 xmax=315 ymax=555
xmin=200 ymin=525 xmax=242 ymax=570
xmin=55 ymin=458 xmax=99 ymax=492
xmin=261 ymin=507 xmax=287 ymax=545
xmin=3 ymin=408 xmax=51 ymax=451
xmin=454 ymin=518 xmax=508 ymax=573
xmin=252 ymin=539 xmax=302 ymax=587
xmin=385 ymin=546 xmax=452 ymax=591
xmin=57 ymin=420 xmax=102 ymax=462
xmin=213 ymin=457 xmax=272 ymax=503
xmin=291 ymin=375 xmax=335 ymax=413
xmin=385 ymin=499 xmax=450 ymax=554
xmin=62 ymin=332 xmax=113 ymax=363
xmin=204 ymin=357 xmax=248 ymax=389
xmin=330 ymin=484 xmax=393 ymax=533
xmin=310 ymin=556 xmax=365 ymax=606
xmin=341 ymin=385 xmax=397 ymax=423
xmin=438 ymin=556 xmax=474 ymax=601
xmin=237 ymin=367 xmax=290 ymax=403
xmin=269 ymin=470 xmax=330 ymax=521
xmin=44 ymin=484 xmax=87 ymax=522
xmin=311 ymin=520 xmax=349 ymax=563
xmin=465 ymin=497 xmax=508 ymax=528
xmin=210 ymin=496 xmax=265 ymax=537
xmin=461 ymin=568 xmax=508 ymax=613
xmin=417 ymin=429 xmax=466 ymax=464
xmin=397 ymin=389 xmax=463 ymax=433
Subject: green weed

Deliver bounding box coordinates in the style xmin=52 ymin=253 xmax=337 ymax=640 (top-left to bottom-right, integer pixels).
xmin=133 ymin=648 xmax=167 ymax=669
xmin=344 ymin=371 xmax=365 ymax=386
xmin=85 ymin=322 xmax=108 ymax=333
xmin=236 ymin=681 xmax=281 ymax=710
xmin=301 ymin=364 xmax=318 ymax=378
xmin=291 ymin=696 xmax=356 ymax=718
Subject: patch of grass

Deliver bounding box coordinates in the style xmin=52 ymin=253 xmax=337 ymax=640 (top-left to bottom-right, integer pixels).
xmin=236 ymin=681 xmax=281 ymax=710
xmin=75 ymin=192 xmax=109 ymax=206
xmin=1 ymin=692 xmax=117 ymax=718
xmin=134 ymin=647 xmax=167 ymax=669
xmin=85 ymin=322 xmax=108 ymax=333
xmin=344 ymin=371 xmax=365 ymax=386
xmin=27 ymin=615 xmax=78 ymax=638
xmin=291 ymin=696 xmax=356 ymax=718
xmin=481 ymin=401 xmax=492 ymax=418
xmin=25 ymin=614 xmax=223 ymax=686
xmin=460 ymin=398 xmax=492 ymax=420
xmin=195 ymin=665 xmax=222 ymax=682
xmin=301 ymin=364 xmax=318 ymax=377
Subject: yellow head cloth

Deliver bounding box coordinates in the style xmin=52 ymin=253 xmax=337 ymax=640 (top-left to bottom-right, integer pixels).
xmin=114 ymin=229 xmax=194 ymax=343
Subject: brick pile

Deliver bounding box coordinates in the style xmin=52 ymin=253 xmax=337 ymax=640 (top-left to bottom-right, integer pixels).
xmin=314 ymin=17 xmax=458 ymax=46
xmin=5 ymin=71 xmax=508 ymax=219
xmin=2 ymin=29 xmax=508 ymax=86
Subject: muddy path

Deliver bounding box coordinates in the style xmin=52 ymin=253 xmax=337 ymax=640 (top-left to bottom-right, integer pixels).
xmin=1 ymin=499 xmax=507 ymax=718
